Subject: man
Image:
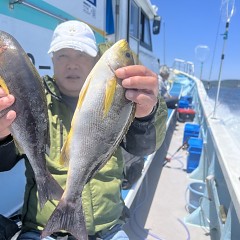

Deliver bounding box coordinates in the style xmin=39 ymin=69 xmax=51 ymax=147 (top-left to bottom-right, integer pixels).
xmin=158 ymin=65 xmax=179 ymax=109
xmin=0 ymin=20 xmax=167 ymax=239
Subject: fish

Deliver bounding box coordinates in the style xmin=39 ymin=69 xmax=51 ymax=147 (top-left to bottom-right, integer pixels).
xmin=41 ymin=39 xmax=136 ymax=240
xmin=0 ymin=30 xmax=63 ymax=209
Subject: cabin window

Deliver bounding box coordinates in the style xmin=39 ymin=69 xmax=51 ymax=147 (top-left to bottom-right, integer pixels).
xmin=130 ymin=1 xmax=139 ymax=39
xmin=140 ymin=11 xmax=152 ymax=51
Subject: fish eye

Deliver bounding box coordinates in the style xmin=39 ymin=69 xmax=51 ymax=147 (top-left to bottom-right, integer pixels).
xmin=125 ymin=52 xmax=131 ymax=58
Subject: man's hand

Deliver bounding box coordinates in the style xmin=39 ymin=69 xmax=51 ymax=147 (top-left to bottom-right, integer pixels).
xmin=115 ymin=65 xmax=159 ymax=118
xmin=0 ymin=88 xmax=16 ymax=140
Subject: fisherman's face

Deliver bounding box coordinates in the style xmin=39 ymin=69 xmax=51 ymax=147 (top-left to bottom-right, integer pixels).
xmin=52 ymin=48 xmax=96 ymax=97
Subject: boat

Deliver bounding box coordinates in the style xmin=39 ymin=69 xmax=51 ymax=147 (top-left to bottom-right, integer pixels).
xmin=0 ymin=1 xmax=240 ymax=239
xmin=0 ymin=0 xmax=161 ymax=217
xmin=123 ymin=66 xmax=240 ymax=239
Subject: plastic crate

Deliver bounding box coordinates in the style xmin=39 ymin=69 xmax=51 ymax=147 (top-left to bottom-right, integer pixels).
xmin=184 ymin=123 xmax=200 ymax=133
xmin=178 ymin=99 xmax=189 ymax=108
xmin=187 ymin=150 xmax=202 ymax=173
xmin=180 ymin=96 xmax=193 ymax=104
xmin=183 ymin=123 xmax=200 ymax=143
xmin=188 ymin=137 xmax=203 ymax=151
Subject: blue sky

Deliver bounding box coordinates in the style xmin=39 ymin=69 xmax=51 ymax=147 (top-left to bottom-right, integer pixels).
xmin=151 ymin=0 xmax=240 ymax=80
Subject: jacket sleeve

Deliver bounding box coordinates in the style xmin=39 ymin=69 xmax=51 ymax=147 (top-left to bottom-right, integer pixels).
xmin=0 ymin=135 xmax=22 ymax=171
xmin=122 ymin=97 xmax=167 ymax=156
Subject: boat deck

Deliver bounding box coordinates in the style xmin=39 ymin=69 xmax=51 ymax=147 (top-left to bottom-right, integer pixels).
xmin=123 ymin=120 xmax=211 ymax=240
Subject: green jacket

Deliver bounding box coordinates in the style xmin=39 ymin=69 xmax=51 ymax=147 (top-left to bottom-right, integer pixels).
xmin=0 ymin=76 xmax=167 ymax=236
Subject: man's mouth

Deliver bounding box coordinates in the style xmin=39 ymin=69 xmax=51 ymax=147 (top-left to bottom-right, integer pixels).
xmin=66 ymin=75 xmax=80 ymax=80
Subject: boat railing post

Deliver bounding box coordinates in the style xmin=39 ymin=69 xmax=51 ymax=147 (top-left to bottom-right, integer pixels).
xmin=212 ymin=21 xmax=229 ymax=119
xmin=212 ymin=0 xmax=235 ymax=118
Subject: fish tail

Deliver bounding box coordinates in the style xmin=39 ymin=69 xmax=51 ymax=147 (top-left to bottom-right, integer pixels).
xmin=37 ymin=172 xmax=64 ymax=210
xmin=41 ymin=198 xmax=87 ymax=240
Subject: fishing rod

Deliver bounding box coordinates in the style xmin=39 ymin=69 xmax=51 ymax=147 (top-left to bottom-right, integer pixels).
xmin=212 ymin=0 xmax=235 ymax=118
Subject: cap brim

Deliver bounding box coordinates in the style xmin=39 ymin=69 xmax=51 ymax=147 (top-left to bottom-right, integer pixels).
xmin=48 ymin=41 xmax=97 ymax=57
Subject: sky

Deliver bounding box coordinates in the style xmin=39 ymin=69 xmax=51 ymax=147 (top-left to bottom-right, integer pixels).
xmin=151 ymin=0 xmax=240 ymax=80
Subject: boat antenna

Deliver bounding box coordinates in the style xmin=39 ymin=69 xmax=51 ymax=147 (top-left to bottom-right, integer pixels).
xmin=212 ymin=0 xmax=235 ymax=118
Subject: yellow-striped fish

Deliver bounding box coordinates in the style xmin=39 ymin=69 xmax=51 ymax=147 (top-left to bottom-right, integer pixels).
xmin=42 ymin=39 xmax=135 ymax=240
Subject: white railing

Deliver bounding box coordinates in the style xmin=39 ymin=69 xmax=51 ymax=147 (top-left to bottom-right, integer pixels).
xmin=173 ymin=58 xmax=194 ymax=76
xmin=179 ymin=71 xmax=240 ymax=239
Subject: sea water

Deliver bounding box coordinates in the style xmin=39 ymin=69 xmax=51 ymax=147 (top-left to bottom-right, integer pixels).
xmin=175 ymin=76 xmax=240 ymax=148
xmin=206 ymin=81 xmax=240 ymax=148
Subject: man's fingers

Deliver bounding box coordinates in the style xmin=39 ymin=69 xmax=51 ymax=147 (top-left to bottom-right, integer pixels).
xmin=0 ymin=87 xmax=7 ymax=96
xmin=116 ymin=65 xmax=158 ymax=96
xmin=0 ymin=110 xmax=16 ymax=137
xmin=122 ymin=75 xmax=158 ymax=90
xmin=125 ymin=89 xmax=158 ymax=107
xmin=0 ymin=87 xmax=16 ymax=138
xmin=116 ymin=65 xmax=156 ymax=78
xmin=116 ymin=65 xmax=159 ymax=118
xmin=0 ymin=95 xmax=15 ymax=111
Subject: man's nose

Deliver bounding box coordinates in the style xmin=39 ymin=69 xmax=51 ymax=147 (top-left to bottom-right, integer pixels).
xmin=67 ymin=60 xmax=80 ymax=69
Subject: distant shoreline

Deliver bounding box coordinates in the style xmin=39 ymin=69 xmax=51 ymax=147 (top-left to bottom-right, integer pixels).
xmin=202 ymin=79 xmax=240 ymax=88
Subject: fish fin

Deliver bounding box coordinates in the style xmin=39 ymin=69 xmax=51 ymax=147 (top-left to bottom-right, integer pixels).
xmin=76 ymin=74 xmax=92 ymax=110
xmin=0 ymin=76 xmax=9 ymax=94
xmin=58 ymin=74 xmax=92 ymax=167
xmin=41 ymin=198 xmax=87 ymax=240
xmin=59 ymin=146 xmax=66 ymax=166
xmin=69 ymin=74 xmax=92 ymax=129
xmin=59 ymin=132 xmax=72 ymax=166
xmin=104 ymin=77 xmax=117 ymax=117
xmin=37 ymin=171 xmax=64 ymax=210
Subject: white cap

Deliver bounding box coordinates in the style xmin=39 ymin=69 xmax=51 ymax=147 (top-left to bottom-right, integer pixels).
xmin=48 ymin=20 xmax=98 ymax=57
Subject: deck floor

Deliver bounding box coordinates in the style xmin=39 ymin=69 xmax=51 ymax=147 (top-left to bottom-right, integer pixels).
xmin=124 ymin=121 xmax=211 ymax=240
